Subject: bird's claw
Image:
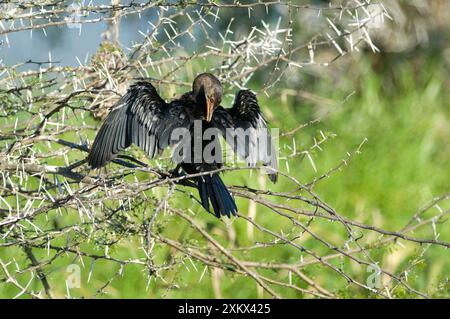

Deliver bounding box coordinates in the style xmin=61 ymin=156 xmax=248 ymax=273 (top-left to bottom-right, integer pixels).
xmin=168 ymin=164 xmax=182 ymax=178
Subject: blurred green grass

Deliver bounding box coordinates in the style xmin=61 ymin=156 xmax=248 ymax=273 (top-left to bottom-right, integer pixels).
xmin=294 ymin=55 xmax=449 ymax=224
xmin=1 ymin=54 xmax=449 ymax=298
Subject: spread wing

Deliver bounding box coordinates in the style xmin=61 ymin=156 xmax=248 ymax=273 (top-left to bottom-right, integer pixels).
xmin=213 ymin=90 xmax=278 ymax=183
xmin=88 ymin=81 xmax=191 ymax=168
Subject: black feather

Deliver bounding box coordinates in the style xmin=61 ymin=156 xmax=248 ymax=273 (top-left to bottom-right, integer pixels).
xmin=87 ymin=81 xmax=191 ymax=168
xmin=196 ymin=174 xmax=237 ymax=218
xmin=212 ymin=90 xmax=278 ymax=184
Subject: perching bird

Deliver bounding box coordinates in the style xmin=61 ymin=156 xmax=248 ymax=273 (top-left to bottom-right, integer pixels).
xmin=87 ymin=73 xmax=278 ymax=218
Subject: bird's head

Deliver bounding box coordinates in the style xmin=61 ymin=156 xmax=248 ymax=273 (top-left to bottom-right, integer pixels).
xmin=192 ymin=73 xmax=223 ymax=122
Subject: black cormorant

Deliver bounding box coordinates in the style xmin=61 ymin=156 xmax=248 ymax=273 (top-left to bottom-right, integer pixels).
xmin=87 ymin=73 xmax=277 ymax=218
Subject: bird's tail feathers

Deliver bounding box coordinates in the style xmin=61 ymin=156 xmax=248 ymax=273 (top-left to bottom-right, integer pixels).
xmin=198 ymin=174 xmax=237 ymax=218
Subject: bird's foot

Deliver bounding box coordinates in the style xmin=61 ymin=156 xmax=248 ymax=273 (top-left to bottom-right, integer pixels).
xmin=168 ymin=164 xmax=182 ymax=178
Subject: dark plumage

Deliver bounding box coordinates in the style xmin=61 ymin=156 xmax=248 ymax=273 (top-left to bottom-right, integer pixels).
xmin=87 ymin=73 xmax=277 ymax=218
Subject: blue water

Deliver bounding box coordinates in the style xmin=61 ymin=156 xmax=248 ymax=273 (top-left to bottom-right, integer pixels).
xmin=0 ymin=1 xmax=157 ymax=68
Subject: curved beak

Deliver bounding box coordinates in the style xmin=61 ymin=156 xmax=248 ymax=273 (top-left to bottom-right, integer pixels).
xmin=205 ymin=97 xmax=214 ymax=122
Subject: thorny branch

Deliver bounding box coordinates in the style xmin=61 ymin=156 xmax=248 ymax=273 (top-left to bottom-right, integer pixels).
xmin=0 ymin=0 xmax=448 ymax=299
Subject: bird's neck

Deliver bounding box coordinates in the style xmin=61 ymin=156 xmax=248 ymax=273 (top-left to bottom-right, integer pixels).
xmin=187 ymin=91 xmax=208 ymax=119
